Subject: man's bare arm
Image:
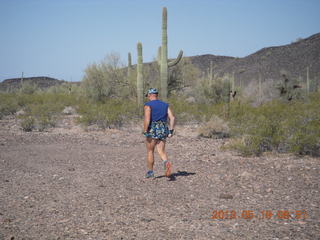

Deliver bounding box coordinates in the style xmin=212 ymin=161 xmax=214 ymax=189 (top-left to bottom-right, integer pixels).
xmin=167 ymin=107 xmax=175 ymax=131
xmin=144 ymin=105 xmax=151 ymax=132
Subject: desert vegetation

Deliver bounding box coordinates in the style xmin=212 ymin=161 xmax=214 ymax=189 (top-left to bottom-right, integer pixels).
xmin=1 ymin=58 xmax=319 ymax=157
xmin=0 ymin=7 xmax=319 ymax=158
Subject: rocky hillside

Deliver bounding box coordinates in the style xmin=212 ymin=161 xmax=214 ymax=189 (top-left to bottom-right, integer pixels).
xmin=188 ymin=33 xmax=320 ymax=98
xmin=0 ymin=77 xmax=77 ymax=92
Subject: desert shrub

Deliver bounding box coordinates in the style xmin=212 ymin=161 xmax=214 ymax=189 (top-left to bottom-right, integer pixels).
xmin=76 ymin=99 xmax=139 ymax=129
xmin=282 ymin=93 xmax=320 ymax=156
xmin=226 ymin=92 xmax=320 ymax=156
xmin=192 ymin=77 xmax=225 ymax=104
xmin=20 ymin=116 xmax=35 ymax=132
xmin=22 ymin=101 xmax=64 ymax=131
xmin=82 ymin=53 xmax=127 ymax=102
xmin=223 ymin=136 xmax=259 ymax=156
xmin=46 ymin=82 xmax=81 ymax=95
xmin=198 ymin=115 xmax=229 ymax=138
xmin=168 ymin=96 xmax=224 ymax=123
xmin=0 ymin=93 xmax=19 ymax=119
xmin=14 ymin=92 xmax=76 ymax=131
xmin=20 ymin=81 xmax=39 ymax=94
xmin=167 ymin=58 xmax=200 ymax=96
xmin=15 ymin=91 xmax=81 ymax=110
xmin=167 ymin=96 xmax=199 ymax=123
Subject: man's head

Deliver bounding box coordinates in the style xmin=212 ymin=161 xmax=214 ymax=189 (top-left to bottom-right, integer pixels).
xmin=145 ymin=88 xmax=159 ymax=100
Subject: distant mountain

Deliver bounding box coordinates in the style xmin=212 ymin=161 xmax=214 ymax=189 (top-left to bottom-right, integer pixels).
xmin=187 ymin=33 xmax=320 ymax=99
xmin=0 ymin=76 xmax=72 ymax=92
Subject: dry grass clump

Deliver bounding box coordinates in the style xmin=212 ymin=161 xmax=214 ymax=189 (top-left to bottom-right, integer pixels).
xmin=197 ymin=115 xmax=230 ymax=139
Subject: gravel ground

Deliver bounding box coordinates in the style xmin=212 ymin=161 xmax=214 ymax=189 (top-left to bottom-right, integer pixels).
xmin=0 ymin=115 xmax=319 ymax=240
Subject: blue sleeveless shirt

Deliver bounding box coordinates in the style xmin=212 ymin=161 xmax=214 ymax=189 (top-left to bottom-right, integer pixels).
xmin=144 ymin=100 xmax=169 ymax=122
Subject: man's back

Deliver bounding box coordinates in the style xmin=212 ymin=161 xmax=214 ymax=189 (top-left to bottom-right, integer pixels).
xmin=144 ymin=99 xmax=168 ymax=122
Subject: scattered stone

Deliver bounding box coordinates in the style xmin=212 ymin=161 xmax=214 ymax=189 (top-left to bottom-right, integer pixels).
xmin=219 ymin=193 xmax=233 ymax=199
xmin=186 ymin=96 xmax=196 ymax=103
xmin=62 ymin=106 xmax=76 ymax=115
xmin=15 ymin=109 xmax=25 ymax=116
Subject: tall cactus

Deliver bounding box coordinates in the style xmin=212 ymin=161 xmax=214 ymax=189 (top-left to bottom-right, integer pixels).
xmin=127 ymin=52 xmax=132 ymax=79
xmin=158 ymin=7 xmax=183 ymax=100
xmin=222 ymin=75 xmax=231 ymax=119
xmin=258 ymin=73 xmax=262 ymax=103
xmin=223 ymin=75 xmax=231 ymax=103
xmin=306 ymin=66 xmax=310 ymax=94
xmin=208 ymin=61 xmax=214 ymax=82
xmin=137 ymin=42 xmax=144 ymax=109
xmin=231 ymin=72 xmax=236 ymax=101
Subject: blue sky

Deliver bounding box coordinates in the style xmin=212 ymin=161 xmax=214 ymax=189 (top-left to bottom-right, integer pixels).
xmin=1 ymin=0 xmax=319 ymax=82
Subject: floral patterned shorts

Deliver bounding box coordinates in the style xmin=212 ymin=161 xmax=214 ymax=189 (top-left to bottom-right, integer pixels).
xmin=145 ymin=121 xmax=169 ymax=140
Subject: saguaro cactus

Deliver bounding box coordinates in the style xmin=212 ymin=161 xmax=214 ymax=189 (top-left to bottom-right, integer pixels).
xmin=137 ymin=42 xmax=144 ymax=109
xmin=127 ymin=52 xmax=132 ymax=79
xmin=258 ymin=73 xmax=262 ymax=103
xmin=306 ymin=66 xmax=310 ymax=94
xmin=158 ymin=7 xmax=183 ymax=100
xmin=209 ymin=61 xmax=214 ymax=82
xmin=223 ymin=75 xmax=231 ymax=103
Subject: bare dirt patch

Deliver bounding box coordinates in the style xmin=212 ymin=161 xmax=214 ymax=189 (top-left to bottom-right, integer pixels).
xmin=0 ymin=115 xmax=319 ymax=239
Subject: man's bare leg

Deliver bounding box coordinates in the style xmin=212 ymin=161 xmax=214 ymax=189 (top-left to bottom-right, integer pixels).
xmin=156 ymin=140 xmax=172 ymax=177
xmin=146 ymin=138 xmax=158 ymax=171
xmin=156 ymin=140 xmax=168 ymax=161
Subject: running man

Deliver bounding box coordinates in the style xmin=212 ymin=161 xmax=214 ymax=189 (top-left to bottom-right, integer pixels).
xmin=143 ymin=88 xmax=175 ymax=178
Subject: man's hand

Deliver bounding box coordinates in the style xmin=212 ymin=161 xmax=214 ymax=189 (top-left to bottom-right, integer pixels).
xmin=143 ymin=131 xmax=148 ymax=137
xmin=168 ymin=129 xmax=174 ymax=138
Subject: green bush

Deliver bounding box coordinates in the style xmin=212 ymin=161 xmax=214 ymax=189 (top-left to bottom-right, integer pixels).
xmin=0 ymin=93 xmax=19 ymax=119
xmin=20 ymin=116 xmax=35 ymax=132
xmin=8 ymin=91 xmax=77 ymax=131
xmin=21 ymin=101 xmax=63 ymax=131
xmin=168 ymin=96 xmax=225 ymax=123
xmin=20 ymin=81 xmax=39 ymax=94
xmin=226 ymin=92 xmax=320 ymax=156
xmin=76 ymin=99 xmax=139 ymax=129
xmin=197 ymin=115 xmax=229 ymax=138
xmin=82 ymin=53 xmax=127 ymax=102
xmin=283 ymin=93 xmax=320 ymax=156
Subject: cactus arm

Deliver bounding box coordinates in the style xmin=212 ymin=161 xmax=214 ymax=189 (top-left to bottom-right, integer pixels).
xmin=168 ymin=50 xmax=183 ymax=67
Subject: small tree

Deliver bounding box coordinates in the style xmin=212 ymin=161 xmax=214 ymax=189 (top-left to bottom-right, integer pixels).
xmin=82 ymin=52 xmax=126 ymax=102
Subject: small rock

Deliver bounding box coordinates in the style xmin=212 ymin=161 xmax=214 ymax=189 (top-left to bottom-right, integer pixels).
xmin=62 ymin=106 xmax=76 ymax=115
xmin=186 ymin=96 xmax=196 ymax=103
xmin=240 ymin=171 xmax=251 ymax=179
xmin=141 ymin=218 xmax=154 ymax=222
xmin=219 ymin=193 xmax=233 ymax=199
xmin=266 ymin=188 xmax=273 ymax=193
xmin=15 ymin=109 xmax=25 ymax=116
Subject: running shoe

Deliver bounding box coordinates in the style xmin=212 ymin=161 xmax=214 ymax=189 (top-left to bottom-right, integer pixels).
xmin=145 ymin=170 xmax=154 ymax=178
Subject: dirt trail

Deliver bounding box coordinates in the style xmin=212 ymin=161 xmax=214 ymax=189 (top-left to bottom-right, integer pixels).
xmin=0 ymin=115 xmax=319 ymax=240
